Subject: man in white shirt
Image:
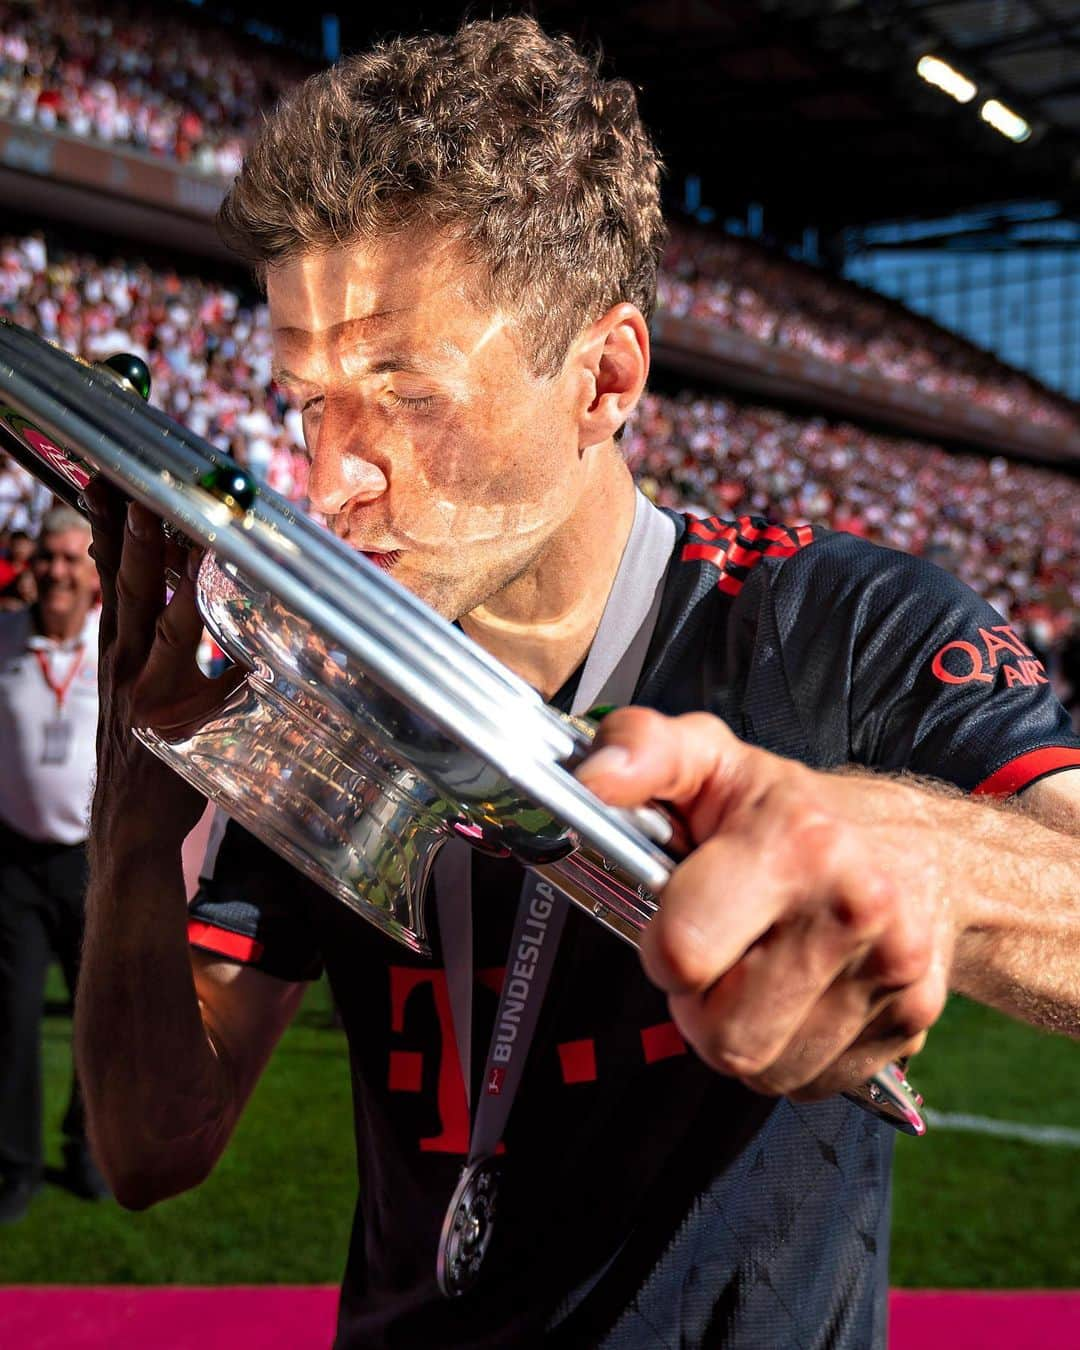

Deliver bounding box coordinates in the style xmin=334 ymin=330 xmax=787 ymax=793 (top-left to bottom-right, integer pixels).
xmin=0 ymin=508 xmax=107 ymax=1222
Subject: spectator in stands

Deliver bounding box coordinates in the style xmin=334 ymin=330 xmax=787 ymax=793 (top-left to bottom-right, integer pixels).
xmin=0 ymin=0 xmax=303 ymax=175
xmin=0 ymin=529 xmax=37 ymax=610
xmin=0 ymin=452 xmax=51 ymax=536
xmin=0 ymin=507 xmax=108 ymax=1222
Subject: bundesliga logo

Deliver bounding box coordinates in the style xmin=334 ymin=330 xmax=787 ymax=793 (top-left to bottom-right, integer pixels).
xmin=486 ymin=882 xmax=556 ymax=1089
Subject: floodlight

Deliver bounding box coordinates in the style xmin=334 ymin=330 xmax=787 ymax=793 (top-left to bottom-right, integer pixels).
xmin=916 ymin=55 xmax=977 ymax=104
xmin=980 ymin=99 xmax=1032 ymax=143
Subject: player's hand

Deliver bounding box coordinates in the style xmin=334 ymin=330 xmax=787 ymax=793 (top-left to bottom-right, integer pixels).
xmin=576 ymin=708 xmax=954 ymax=1101
xmin=85 ymin=480 xmax=242 ymax=850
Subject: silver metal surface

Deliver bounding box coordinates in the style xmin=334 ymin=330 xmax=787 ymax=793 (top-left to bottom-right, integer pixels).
xmin=0 ymin=318 xmax=926 ymax=1136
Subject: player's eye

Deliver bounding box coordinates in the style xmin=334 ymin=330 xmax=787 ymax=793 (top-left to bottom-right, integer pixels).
xmin=384 ymin=392 xmax=437 ymax=411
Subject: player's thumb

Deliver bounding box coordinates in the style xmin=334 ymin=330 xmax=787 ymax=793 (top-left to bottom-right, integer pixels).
xmin=575 ymin=707 xmax=750 ymax=818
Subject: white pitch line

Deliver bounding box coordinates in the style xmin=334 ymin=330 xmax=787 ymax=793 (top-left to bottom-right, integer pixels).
xmin=924 ymin=1108 xmax=1080 ymax=1149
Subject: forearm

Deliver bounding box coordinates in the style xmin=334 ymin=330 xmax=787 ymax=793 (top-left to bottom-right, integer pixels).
xmin=830 ymin=768 xmax=1080 ymax=1034
xmin=949 ymin=801 xmax=1080 ymax=1035
xmin=76 ymin=827 xmax=234 ymax=1208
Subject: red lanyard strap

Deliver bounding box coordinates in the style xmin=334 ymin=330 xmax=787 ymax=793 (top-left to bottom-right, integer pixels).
xmin=34 ymin=644 xmax=86 ymax=713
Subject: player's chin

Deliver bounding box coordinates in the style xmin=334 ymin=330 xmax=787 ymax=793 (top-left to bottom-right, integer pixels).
xmin=391 ymin=564 xmax=458 ymax=618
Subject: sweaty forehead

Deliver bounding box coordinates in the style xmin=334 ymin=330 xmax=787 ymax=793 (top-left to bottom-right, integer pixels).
xmin=267 ymin=234 xmax=490 ymax=348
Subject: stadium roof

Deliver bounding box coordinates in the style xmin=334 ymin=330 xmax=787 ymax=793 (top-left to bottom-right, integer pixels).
xmin=188 ymin=0 xmax=1080 ymax=242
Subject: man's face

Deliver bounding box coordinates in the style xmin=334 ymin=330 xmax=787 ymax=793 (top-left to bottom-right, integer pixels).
xmin=267 ymin=232 xmax=590 ymax=619
xmin=11 ymin=535 xmax=34 ymax=564
xmin=33 ymin=529 xmax=99 ymax=627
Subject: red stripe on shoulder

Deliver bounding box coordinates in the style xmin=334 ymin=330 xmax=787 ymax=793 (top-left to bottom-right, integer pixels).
xmin=188 ymin=920 xmax=265 ymax=964
xmin=972 ymin=747 xmax=1080 ymax=797
xmin=680 ymin=515 xmax=813 ymax=596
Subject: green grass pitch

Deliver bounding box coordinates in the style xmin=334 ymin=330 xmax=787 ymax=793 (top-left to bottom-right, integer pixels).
xmin=1 ymin=973 xmax=1077 ymax=1286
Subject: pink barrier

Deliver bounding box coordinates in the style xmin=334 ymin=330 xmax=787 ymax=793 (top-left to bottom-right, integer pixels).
xmin=890 ymin=1290 xmax=1080 ymax=1350
xmin=0 ymin=1286 xmax=1076 ymax=1347
xmin=0 ymin=1287 xmax=338 ymax=1350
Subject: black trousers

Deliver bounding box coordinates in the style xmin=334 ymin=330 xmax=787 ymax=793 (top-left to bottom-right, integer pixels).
xmin=0 ymin=822 xmax=89 ymax=1179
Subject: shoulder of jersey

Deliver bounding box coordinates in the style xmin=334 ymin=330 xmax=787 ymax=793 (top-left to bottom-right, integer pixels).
xmin=678 ymin=513 xmax=816 ymax=596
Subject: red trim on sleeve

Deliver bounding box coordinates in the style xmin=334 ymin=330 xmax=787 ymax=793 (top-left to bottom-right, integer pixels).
xmin=972 ymin=747 xmax=1080 ymax=798
xmin=187 ymin=919 xmax=265 ymax=964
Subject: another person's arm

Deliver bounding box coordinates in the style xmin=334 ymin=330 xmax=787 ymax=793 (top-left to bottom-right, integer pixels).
xmin=76 ymin=486 xmax=303 ymax=1208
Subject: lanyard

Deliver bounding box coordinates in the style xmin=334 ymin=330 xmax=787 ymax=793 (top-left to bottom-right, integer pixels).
xmin=436 ymin=492 xmax=676 ymax=1171
xmin=33 ymin=643 xmax=86 ymax=714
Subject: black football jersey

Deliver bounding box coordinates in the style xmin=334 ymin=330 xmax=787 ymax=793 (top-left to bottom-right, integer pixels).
xmin=190 ymin=514 xmax=1080 ymax=1348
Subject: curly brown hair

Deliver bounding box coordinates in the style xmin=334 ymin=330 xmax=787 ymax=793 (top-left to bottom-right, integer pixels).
xmin=217 ymin=15 xmax=665 ymax=375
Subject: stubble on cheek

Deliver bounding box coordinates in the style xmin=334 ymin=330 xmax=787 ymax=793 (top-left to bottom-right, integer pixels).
xmin=411 ymin=416 xmax=572 ymax=549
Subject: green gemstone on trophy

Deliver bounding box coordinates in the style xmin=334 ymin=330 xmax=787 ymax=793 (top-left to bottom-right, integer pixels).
xmin=585 ymin=704 xmax=617 ymax=723
xmin=101 ymin=353 xmax=152 ymax=401
xmin=199 ymin=464 xmax=257 ymax=512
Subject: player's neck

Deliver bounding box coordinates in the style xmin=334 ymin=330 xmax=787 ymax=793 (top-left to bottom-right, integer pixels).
xmin=460 ymin=456 xmax=637 ymax=701
xmin=33 ymin=599 xmax=91 ymax=643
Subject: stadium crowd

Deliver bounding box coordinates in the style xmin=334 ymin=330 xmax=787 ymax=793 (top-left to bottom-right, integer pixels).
xmin=624 ymin=390 xmax=1080 ymax=659
xmin=1 ymin=226 xmax=1078 ymax=690
xmin=659 ymin=224 xmax=1077 ymax=433
xmin=0 ymin=232 xmax=308 ymax=507
xmin=0 ymin=0 xmax=302 ymax=177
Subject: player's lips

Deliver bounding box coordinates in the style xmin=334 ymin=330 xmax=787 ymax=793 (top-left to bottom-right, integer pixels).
xmin=360 ymin=549 xmax=403 ymax=572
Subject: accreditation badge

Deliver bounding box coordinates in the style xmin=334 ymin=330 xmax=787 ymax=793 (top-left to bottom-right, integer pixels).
xmin=41 ymin=716 xmax=74 ymax=765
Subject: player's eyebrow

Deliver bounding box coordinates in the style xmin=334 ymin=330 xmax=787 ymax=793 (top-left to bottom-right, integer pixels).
xmin=270 ymin=367 xmax=306 ymax=389
xmin=271 ymin=355 xmax=443 ymax=386
xmin=365 ymin=354 xmax=445 ymax=375
xmin=272 ymin=310 xmax=402 ymax=342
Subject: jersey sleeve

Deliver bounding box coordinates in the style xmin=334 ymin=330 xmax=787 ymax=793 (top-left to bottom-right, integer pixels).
xmin=188 ymin=811 xmax=324 ymax=981
xmin=766 ymin=532 xmax=1080 ymax=796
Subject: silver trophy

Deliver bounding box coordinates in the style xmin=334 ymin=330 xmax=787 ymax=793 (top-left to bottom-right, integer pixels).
xmin=0 ymin=318 xmax=926 ymax=1135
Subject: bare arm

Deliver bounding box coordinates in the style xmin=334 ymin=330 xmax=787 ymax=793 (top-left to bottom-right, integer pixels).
xmin=577 ymin=708 xmax=1080 ymax=1103
xmin=76 ymin=483 xmax=298 ymax=1208
xmin=78 ymin=842 xmax=305 ymax=1208
xmin=949 ymin=772 xmax=1080 ymax=1034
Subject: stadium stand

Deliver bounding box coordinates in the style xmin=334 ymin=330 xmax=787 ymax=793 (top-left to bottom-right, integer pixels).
xmin=0 ymin=232 xmax=307 ymax=504
xmin=659 ymin=222 xmax=1079 ymax=434
xmin=0 ymin=0 xmax=304 ymax=175
xmin=2 ymin=227 xmax=1078 ymax=676
xmin=625 ymin=389 xmax=1080 ymax=655
xmin=0 ymin=1 xmax=1074 ymax=433
xmin=0 ymin=0 xmax=1077 ymax=689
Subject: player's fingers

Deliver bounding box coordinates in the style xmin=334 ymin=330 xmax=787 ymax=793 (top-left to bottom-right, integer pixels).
xmin=84 ymin=478 xmax=127 ymax=649
xmin=137 ymin=555 xmax=244 ymax=730
xmin=576 ymin=708 xmax=759 ymax=829
xmin=638 ymin=826 xmax=791 ymax=996
xmin=660 ymin=898 xmax=888 ymax=1084
xmin=641 ymin=774 xmax=879 ymax=998
xmin=756 ymin=962 xmax=941 ymax=1103
xmin=113 ymin=501 xmax=169 ymax=674
xmin=786 ymin=1009 xmax=938 ymax=1105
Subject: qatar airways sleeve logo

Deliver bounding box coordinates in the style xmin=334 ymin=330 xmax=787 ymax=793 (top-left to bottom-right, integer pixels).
xmin=931 ymin=624 xmax=1048 ymax=689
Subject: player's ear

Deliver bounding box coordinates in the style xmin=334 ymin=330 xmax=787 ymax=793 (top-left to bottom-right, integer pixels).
xmin=572 ymin=303 xmax=650 ymax=450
